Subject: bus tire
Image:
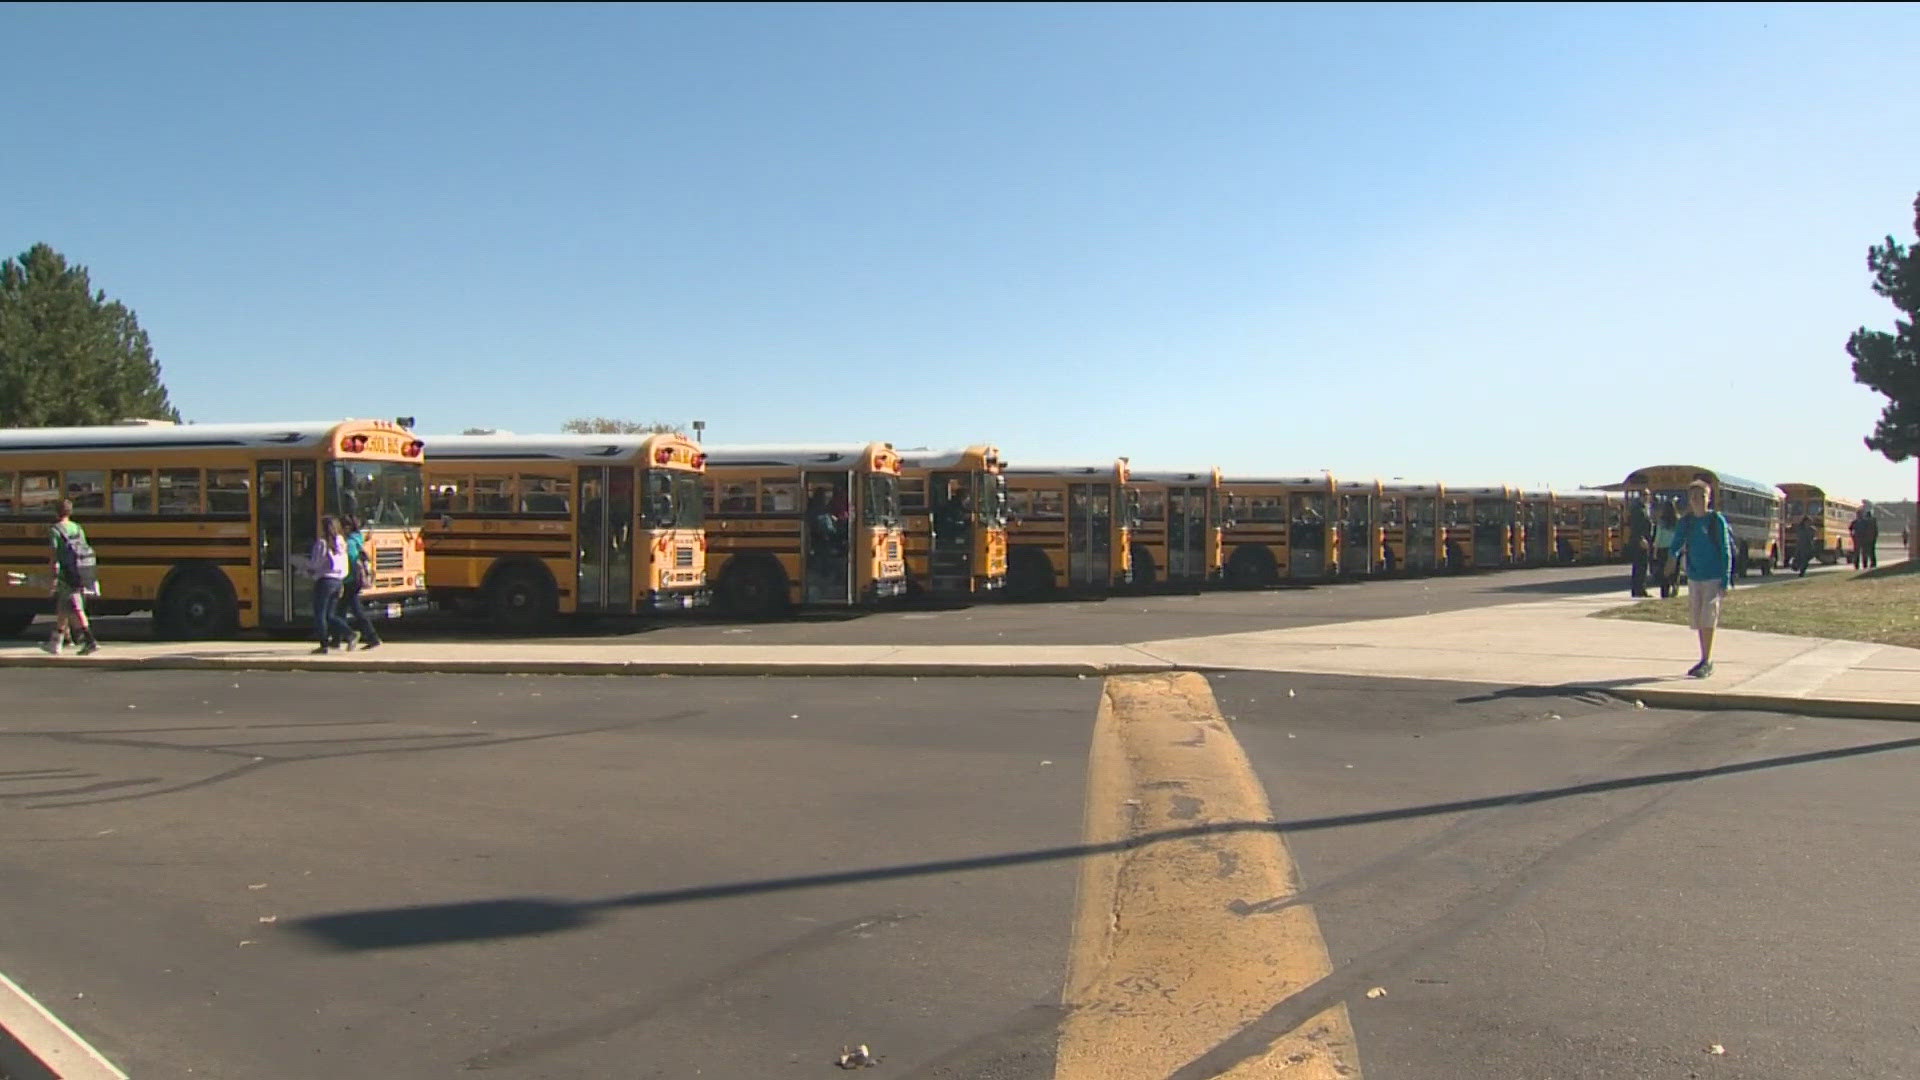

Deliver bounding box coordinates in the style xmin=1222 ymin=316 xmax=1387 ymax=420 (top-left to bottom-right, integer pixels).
xmin=0 ymin=602 xmax=39 ymax=638
xmin=485 ymin=563 xmax=558 ymax=633
xmin=157 ymin=567 xmax=238 ymax=640
xmin=1225 ymin=545 xmax=1277 ymax=588
xmin=1004 ymin=547 xmax=1055 ymax=600
xmin=718 ymin=556 xmax=789 ymax=619
xmin=1130 ymin=544 xmax=1157 ymax=590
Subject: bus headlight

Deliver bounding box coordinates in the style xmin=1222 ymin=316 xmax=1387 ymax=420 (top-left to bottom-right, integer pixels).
xmin=414 ymin=573 xmax=426 ymax=588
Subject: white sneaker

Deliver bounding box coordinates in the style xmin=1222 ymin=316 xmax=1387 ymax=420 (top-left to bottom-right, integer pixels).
xmin=42 ymin=639 xmax=61 ymax=655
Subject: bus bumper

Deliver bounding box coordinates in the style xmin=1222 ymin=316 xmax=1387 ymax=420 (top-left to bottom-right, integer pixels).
xmin=367 ymin=593 xmax=433 ymax=620
xmin=641 ymin=588 xmax=709 ymax=612
xmin=867 ymin=579 xmax=909 ymax=602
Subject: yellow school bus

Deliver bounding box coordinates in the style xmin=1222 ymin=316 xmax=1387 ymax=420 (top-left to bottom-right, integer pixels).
xmin=897 ymin=446 xmax=1009 ymax=599
xmin=1221 ymin=474 xmax=1339 ymax=584
xmin=1516 ymin=490 xmax=1556 ymax=567
xmin=1127 ymin=467 xmax=1225 ymax=588
xmin=1379 ymin=482 xmax=1444 ymax=574
xmin=1002 ymin=460 xmax=1133 ymax=597
xmin=1777 ymin=483 xmax=1860 ymax=567
xmin=0 ymin=419 xmax=429 ymax=638
xmin=1624 ymin=465 xmax=1779 ymax=576
xmin=1335 ymin=478 xmax=1384 ymax=577
xmin=422 ymin=432 xmax=707 ymax=630
xmin=1445 ymin=485 xmax=1518 ymax=569
xmin=1553 ymin=492 xmax=1608 ymax=563
xmin=703 ymin=443 xmax=908 ymax=615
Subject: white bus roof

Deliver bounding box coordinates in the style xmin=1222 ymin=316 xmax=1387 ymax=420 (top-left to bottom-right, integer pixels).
xmin=1129 ymin=467 xmax=1220 ymax=484
xmin=0 ymin=420 xmax=395 ymax=454
xmin=896 ymin=446 xmax=999 ymax=470
xmin=1380 ymin=481 xmax=1442 ymax=494
xmin=702 ymin=443 xmax=890 ymax=468
xmin=422 ymin=432 xmax=684 ymax=462
xmin=1224 ymin=475 xmax=1330 ymax=486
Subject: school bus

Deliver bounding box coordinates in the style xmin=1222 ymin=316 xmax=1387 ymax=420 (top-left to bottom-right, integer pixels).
xmin=897 ymin=446 xmax=1009 ymax=599
xmin=1379 ymin=482 xmax=1444 ymax=574
xmin=703 ymin=443 xmax=908 ymax=615
xmin=1623 ymin=465 xmax=1779 ymax=576
xmin=0 ymin=419 xmax=429 ymax=639
xmin=1127 ymin=467 xmax=1225 ymax=588
xmin=1516 ymin=490 xmax=1555 ymax=567
xmin=422 ymin=432 xmax=707 ymax=629
xmin=1003 ymin=460 xmax=1133 ymax=597
xmin=1552 ymin=492 xmax=1616 ymax=563
xmin=1443 ymin=485 xmax=1517 ymax=569
xmin=1777 ymin=483 xmax=1860 ymax=567
xmin=1336 ymin=478 xmax=1384 ymax=577
xmin=1221 ymin=474 xmax=1339 ymax=584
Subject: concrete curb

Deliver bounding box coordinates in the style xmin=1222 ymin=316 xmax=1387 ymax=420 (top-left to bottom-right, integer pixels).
xmin=0 ymin=653 xmax=1179 ymax=678
xmin=0 ymin=972 xmax=126 ymax=1080
xmin=1593 ymin=685 xmax=1920 ymax=723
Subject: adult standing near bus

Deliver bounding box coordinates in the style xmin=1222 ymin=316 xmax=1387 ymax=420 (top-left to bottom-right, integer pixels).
xmin=309 ymin=515 xmax=355 ymax=653
xmin=1670 ymin=480 xmax=1735 ymax=678
xmin=338 ymin=516 xmax=383 ymax=650
xmin=1860 ymin=506 xmax=1880 ymax=569
xmin=1791 ymin=515 xmax=1817 ymax=576
xmin=1626 ymin=496 xmax=1654 ymax=597
xmin=1651 ymin=502 xmax=1679 ymax=597
xmin=46 ymin=499 xmax=100 ymax=656
xmin=1848 ymin=510 xmax=1865 ymax=568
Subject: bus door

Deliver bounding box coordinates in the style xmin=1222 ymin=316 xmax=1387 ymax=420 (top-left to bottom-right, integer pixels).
xmin=1473 ymin=501 xmax=1507 ymax=567
xmin=256 ymin=459 xmax=319 ymax=627
xmin=1408 ymin=498 xmax=1438 ymax=572
xmin=575 ymin=465 xmax=635 ymax=614
xmin=1166 ymin=486 xmax=1207 ymax=581
xmin=1066 ymin=482 xmax=1113 ymax=588
xmin=803 ymin=471 xmax=854 ymax=604
xmin=1289 ymin=493 xmax=1327 ymax=578
xmin=1526 ymin=505 xmax=1550 ymax=564
xmin=928 ymin=471 xmax=974 ymax=594
xmin=1340 ymin=494 xmax=1373 ymax=575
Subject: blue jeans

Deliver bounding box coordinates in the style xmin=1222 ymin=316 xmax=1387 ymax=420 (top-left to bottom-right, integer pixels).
xmin=312 ymin=577 xmax=352 ymax=645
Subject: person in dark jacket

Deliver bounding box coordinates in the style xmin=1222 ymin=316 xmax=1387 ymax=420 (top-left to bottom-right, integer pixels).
xmin=1791 ymin=516 xmax=1817 ymax=576
xmin=1626 ymin=497 xmax=1654 ymax=597
xmin=1860 ymin=508 xmax=1880 ymax=569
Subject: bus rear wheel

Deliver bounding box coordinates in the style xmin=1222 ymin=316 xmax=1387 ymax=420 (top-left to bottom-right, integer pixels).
xmin=1225 ymin=546 xmax=1276 ymax=588
xmin=1004 ymin=548 xmax=1055 ymax=600
xmin=157 ymin=570 xmax=237 ymax=640
xmin=487 ymin=567 xmax=557 ymax=633
xmin=1130 ymin=545 xmax=1157 ymax=590
xmin=0 ymin=603 xmax=38 ymax=639
xmin=720 ymin=559 xmax=789 ymax=619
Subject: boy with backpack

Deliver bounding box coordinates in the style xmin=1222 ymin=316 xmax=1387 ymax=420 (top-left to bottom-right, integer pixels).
xmin=1668 ymin=479 xmax=1734 ymax=678
xmin=48 ymin=498 xmax=100 ymax=656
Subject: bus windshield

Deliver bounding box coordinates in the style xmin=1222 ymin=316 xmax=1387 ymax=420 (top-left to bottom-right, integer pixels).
xmin=331 ymin=461 xmax=424 ymax=529
xmin=976 ymin=472 xmax=1009 ymax=527
xmin=863 ymin=473 xmax=902 ymax=528
xmin=642 ymin=470 xmax=705 ymax=530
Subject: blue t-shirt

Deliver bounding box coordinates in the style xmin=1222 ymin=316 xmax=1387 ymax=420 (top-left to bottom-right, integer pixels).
xmin=1669 ymin=511 xmax=1734 ymax=587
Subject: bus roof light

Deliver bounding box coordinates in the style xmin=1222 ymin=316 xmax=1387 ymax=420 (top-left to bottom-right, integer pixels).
xmin=655 ymin=447 xmax=673 ymax=465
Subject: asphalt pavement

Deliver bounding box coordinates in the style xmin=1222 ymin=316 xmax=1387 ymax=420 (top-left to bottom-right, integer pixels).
xmin=4 ymin=669 xmax=1916 ymax=1079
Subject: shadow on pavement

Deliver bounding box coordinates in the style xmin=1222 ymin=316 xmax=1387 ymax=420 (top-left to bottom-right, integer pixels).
xmin=1453 ymin=676 xmax=1671 ymax=704
xmin=291 ymin=730 xmax=1920 ymax=953
xmin=1489 ymin=573 xmax=1631 ymax=597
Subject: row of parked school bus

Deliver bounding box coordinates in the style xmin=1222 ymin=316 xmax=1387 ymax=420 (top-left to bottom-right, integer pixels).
xmin=0 ymin=419 xmax=1861 ymax=637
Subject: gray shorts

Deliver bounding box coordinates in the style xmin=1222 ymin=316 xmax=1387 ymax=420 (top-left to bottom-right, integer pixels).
xmin=1687 ymin=579 xmax=1724 ymax=630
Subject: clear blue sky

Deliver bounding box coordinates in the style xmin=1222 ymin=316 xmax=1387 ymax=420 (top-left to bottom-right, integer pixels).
xmin=9 ymin=3 xmax=1920 ymax=498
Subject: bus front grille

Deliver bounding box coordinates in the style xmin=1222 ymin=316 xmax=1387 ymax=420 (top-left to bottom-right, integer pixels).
xmin=375 ymin=548 xmax=405 ymax=572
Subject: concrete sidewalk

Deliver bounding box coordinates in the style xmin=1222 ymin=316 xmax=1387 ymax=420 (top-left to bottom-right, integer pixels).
xmin=3 ymin=592 xmax=1915 ymax=718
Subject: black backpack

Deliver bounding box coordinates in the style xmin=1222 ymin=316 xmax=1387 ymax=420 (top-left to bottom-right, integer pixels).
xmin=54 ymin=525 xmax=98 ymax=590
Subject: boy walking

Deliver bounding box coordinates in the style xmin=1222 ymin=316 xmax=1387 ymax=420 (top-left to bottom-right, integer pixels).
xmin=48 ymin=499 xmax=100 ymax=656
xmin=1668 ymin=480 xmax=1733 ymax=678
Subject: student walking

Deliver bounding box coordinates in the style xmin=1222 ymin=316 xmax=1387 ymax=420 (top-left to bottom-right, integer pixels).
xmin=1669 ymin=480 xmax=1735 ymax=678
xmin=1791 ymin=515 xmax=1817 ymax=576
xmin=46 ymin=499 xmax=100 ymax=655
xmin=309 ymin=516 xmax=355 ymax=653
xmin=338 ymin=516 xmax=382 ymax=650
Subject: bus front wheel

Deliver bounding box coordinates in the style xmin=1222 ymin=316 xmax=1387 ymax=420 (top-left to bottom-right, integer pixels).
xmin=1004 ymin=548 xmax=1055 ymax=601
xmin=0 ymin=603 xmax=38 ymax=638
xmin=1130 ymin=545 xmax=1157 ymax=590
xmin=157 ymin=569 xmax=237 ymax=640
xmin=487 ymin=566 xmax=557 ymax=633
xmin=1225 ymin=546 xmax=1277 ymax=588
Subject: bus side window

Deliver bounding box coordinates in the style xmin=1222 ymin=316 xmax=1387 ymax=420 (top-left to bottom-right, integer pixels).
xmin=899 ymin=478 xmax=927 ymax=514
xmin=157 ymin=469 xmax=201 ymax=515
xmin=430 ymin=477 xmax=470 ymax=515
xmin=520 ymin=475 xmax=571 ymax=516
xmin=208 ymin=469 xmax=250 ymax=516
xmin=1031 ymin=489 xmax=1064 ymax=520
xmin=0 ymin=472 xmax=14 ymax=516
xmin=472 ymin=474 xmax=514 ymax=513
xmin=761 ymin=480 xmax=799 ymax=514
xmin=65 ymin=469 xmax=106 ymax=514
xmin=112 ymin=469 xmax=155 ymax=514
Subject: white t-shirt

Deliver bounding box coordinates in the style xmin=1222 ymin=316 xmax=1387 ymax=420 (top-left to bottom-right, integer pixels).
xmin=309 ymin=537 xmax=349 ymax=580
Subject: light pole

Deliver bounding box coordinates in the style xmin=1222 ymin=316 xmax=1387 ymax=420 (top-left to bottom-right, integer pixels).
xmin=692 ymin=420 xmax=706 ymax=445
